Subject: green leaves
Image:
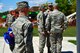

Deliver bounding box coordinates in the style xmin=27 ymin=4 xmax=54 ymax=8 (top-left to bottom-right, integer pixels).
xmin=2 ymin=15 xmax=7 ymax=19
xmin=55 ymin=0 xmax=76 ymax=16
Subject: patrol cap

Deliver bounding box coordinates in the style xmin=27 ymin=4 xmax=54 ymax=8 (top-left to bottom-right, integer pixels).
xmin=53 ymin=3 xmax=58 ymax=7
xmin=17 ymin=1 xmax=29 ymax=9
xmin=39 ymin=5 xmax=46 ymax=9
xmin=48 ymin=2 xmax=53 ymax=6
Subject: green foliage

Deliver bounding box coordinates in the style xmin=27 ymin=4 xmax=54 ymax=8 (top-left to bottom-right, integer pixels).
xmin=68 ymin=40 xmax=76 ymax=45
xmin=0 ymin=27 xmax=7 ymax=37
xmin=29 ymin=12 xmax=32 ymax=14
xmin=0 ymin=11 xmax=9 ymax=17
xmin=55 ymin=0 xmax=76 ymax=16
xmin=70 ymin=0 xmax=76 ymax=13
xmin=35 ymin=11 xmax=39 ymax=14
xmin=29 ymin=11 xmax=39 ymax=15
xmin=2 ymin=15 xmax=7 ymax=19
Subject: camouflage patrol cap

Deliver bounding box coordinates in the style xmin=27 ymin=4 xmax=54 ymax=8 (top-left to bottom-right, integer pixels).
xmin=39 ymin=5 xmax=46 ymax=9
xmin=48 ymin=2 xmax=53 ymax=6
xmin=53 ymin=3 xmax=58 ymax=7
xmin=17 ymin=1 xmax=29 ymax=9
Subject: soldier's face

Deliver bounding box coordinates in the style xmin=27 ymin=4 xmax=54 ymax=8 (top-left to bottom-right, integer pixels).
xmin=19 ymin=11 xmax=25 ymax=16
xmin=25 ymin=8 xmax=29 ymax=12
xmin=42 ymin=9 xmax=45 ymax=12
xmin=48 ymin=5 xmax=53 ymax=11
xmin=19 ymin=8 xmax=29 ymax=16
xmin=12 ymin=12 xmax=16 ymax=16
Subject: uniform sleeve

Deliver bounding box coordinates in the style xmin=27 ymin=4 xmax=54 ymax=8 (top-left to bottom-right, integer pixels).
xmin=37 ymin=14 xmax=40 ymax=25
xmin=22 ymin=23 xmax=28 ymax=37
xmin=63 ymin=14 xmax=68 ymax=30
xmin=6 ymin=15 xmax=8 ymax=24
xmin=22 ymin=23 xmax=33 ymax=44
xmin=46 ymin=14 xmax=51 ymax=31
xmin=26 ymin=23 xmax=33 ymax=44
xmin=28 ymin=23 xmax=33 ymax=33
xmin=22 ymin=23 xmax=29 ymax=44
xmin=37 ymin=14 xmax=43 ymax=32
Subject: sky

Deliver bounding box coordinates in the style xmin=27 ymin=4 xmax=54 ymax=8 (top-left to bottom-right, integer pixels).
xmin=0 ymin=0 xmax=55 ymax=12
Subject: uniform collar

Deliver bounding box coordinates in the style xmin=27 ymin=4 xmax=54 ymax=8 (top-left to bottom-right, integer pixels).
xmin=19 ymin=15 xmax=28 ymax=19
xmin=53 ymin=9 xmax=58 ymax=11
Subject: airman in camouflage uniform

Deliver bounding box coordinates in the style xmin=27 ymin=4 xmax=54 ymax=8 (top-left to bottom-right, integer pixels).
xmin=37 ymin=5 xmax=48 ymax=53
xmin=45 ymin=3 xmax=53 ymax=53
xmin=45 ymin=3 xmax=53 ymax=16
xmin=11 ymin=1 xmax=34 ymax=53
xmin=6 ymin=12 xmax=15 ymax=52
xmin=6 ymin=13 xmax=15 ymax=27
xmin=46 ymin=3 xmax=68 ymax=53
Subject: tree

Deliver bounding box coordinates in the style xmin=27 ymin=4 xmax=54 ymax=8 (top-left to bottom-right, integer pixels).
xmin=55 ymin=0 xmax=76 ymax=16
xmin=70 ymin=0 xmax=76 ymax=13
xmin=0 ymin=11 xmax=9 ymax=17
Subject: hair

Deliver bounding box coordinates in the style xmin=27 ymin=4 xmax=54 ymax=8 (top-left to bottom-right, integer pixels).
xmin=17 ymin=8 xmax=29 ymax=16
xmin=9 ymin=10 xmax=19 ymax=18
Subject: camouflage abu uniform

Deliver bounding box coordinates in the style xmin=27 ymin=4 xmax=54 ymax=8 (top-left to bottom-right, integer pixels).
xmin=37 ymin=5 xmax=49 ymax=53
xmin=37 ymin=11 xmax=46 ymax=53
xmin=11 ymin=1 xmax=34 ymax=53
xmin=44 ymin=3 xmax=53 ymax=53
xmin=46 ymin=4 xmax=68 ymax=53
xmin=11 ymin=16 xmax=34 ymax=53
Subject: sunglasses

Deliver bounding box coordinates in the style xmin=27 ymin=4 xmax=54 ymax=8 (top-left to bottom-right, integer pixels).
xmin=49 ymin=5 xmax=53 ymax=7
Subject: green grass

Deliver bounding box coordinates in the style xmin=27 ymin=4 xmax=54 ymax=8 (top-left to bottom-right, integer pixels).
xmin=33 ymin=26 xmax=76 ymax=37
xmin=68 ymin=40 xmax=76 ymax=45
xmin=0 ymin=27 xmax=7 ymax=37
xmin=33 ymin=27 xmax=39 ymax=36
xmin=0 ymin=26 xmax=76 ymax=37
xmin=63 ymin=26 xmax=76 ymax=37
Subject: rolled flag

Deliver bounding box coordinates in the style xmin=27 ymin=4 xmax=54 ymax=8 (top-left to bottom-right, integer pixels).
xmin=4 ymin=27 xmax=14 ymax=45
